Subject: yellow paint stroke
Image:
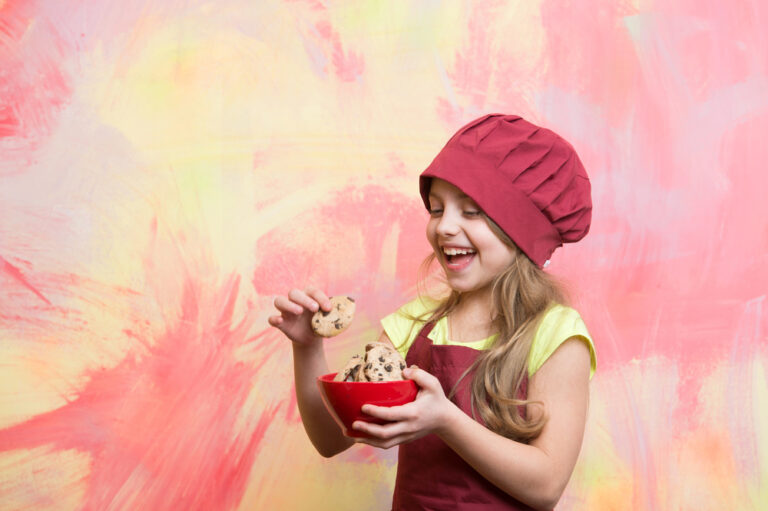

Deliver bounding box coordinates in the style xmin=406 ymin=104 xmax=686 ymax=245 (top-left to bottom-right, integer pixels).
xmin=0 ymin=447 xmax=90 ymax=511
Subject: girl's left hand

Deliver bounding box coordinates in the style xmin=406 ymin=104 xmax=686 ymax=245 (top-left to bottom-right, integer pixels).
xmin=351 ymin=366 xmax=455 ymax=449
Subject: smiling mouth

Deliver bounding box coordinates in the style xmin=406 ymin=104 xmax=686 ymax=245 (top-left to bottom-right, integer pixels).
xmin=442 ymin=247 xmax=476 ymax=270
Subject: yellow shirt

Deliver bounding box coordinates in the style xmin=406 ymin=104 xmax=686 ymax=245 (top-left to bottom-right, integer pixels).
xmin=381 ymin=297 xmax=596 ymax=379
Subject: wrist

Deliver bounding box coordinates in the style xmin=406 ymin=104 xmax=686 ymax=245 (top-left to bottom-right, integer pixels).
xmin=291 ymin=335 xmax=325 ymax=353
xmin=434 ymin=399 xmax=464 ymax=438
xmin=291 ymin=337 xmax=323 ymax=351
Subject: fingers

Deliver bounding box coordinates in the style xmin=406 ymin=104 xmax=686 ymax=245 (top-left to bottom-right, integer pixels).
xmin=304 ymin=286 xmax=332 ymax=311
xmin=403 ymin=366 xmax=440 ymax=390
xmin=353 ymin=404 xmax=418 ymax=443
xmin=273 ymin=295 xmax=304 ymax=316
xmin=288 ymin=289 xmax=321 ymax=313
xmin=351 ymin=419 xmax=427 ymax=449
xmin=352 ymin=419 xmax=410 ymax=441
xmin=361 ymin=403 xmax=416 ymax=422
xmin=353 ymin=432 xmax=417 ymax=450
xmin=272 ymin=288 xmax=332 ymax=316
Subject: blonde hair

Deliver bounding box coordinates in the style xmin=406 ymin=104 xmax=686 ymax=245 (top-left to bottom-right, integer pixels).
xmin=412 ymin=216 xmax=568 ymax=442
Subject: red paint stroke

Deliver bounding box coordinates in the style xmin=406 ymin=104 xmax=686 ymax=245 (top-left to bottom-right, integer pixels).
xmin=252 ymin=183 xmax=427 ymax=317
xmin=0 ymin=275 xmax=283 ymax=511
xmin=435 ymin=97 xmax=468 ymax=129
xmin=0 ymin=255 xmax=52 ymax=305
xmin=649 ymin=0 xmax=760 ymax=99
xmin=438 ymin=1 xmax=543 ymax=123
xmin=284 ymin=0 xmax=327 ymax=11
xmin=289 ymin=1 xmax=365 ymax=82
xmin=448 ymin=1 xmax=497 ymax=109
xmin=284 ymin=385 xmax=302 ymax=424
xmin=540 ymin=0 xmax=640 ymax=120
xmin=251 ymin=151 xmax=266 ymax=170
xmin=0 ymin=0 xmax=73 ymax=148
xmin=0 ymin=103 xmax=20 ymax=137
xmin=246 ymin=328 xmax=303 ymax=424
xmin=314 ymin=19 xmax=365 ymax=82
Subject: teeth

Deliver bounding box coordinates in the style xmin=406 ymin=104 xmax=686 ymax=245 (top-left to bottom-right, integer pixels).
xmin=443 ymin=247 xmax=476 ymax=256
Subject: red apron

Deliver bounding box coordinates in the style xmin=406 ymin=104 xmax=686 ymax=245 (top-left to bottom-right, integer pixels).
xmin=391 ymin=322 xmax=538 ymax=511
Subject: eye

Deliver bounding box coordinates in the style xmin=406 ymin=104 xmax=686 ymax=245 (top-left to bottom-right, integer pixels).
xmin=463 ymin=210 xmax=481 ymax=217
xmin=428 ymin=200 xmax=444 ymax=216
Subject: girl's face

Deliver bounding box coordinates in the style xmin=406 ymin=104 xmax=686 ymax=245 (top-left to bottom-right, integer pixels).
xmin=426 ymin=179 xmax=516 ymax=296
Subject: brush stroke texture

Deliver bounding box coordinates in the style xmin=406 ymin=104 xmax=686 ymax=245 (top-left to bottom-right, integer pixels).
xmin=1 ymin=0 xmax=766 ymax=509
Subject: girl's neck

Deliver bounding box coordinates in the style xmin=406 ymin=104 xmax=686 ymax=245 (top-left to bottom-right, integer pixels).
xmin=455 ymin=285 xmax=495 ymax=313
xmin=449 ymin=288 xmax=497 ymax=342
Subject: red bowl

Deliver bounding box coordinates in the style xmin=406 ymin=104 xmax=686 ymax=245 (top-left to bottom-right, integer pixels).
xmin=317 ymin=373 xmax=418 ymax=438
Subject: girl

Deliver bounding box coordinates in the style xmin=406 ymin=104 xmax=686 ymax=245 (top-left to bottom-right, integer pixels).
xmin=268 ymin=114 xmax=596 ymax=511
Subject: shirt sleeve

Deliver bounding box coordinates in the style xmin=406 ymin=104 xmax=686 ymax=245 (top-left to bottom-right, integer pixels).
xmin=380 ymin=297 xmax=436 ymax=359
xmin=527 ymin=305 xmax=597 ymax=379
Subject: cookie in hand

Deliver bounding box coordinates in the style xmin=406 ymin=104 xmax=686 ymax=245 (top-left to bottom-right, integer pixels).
xmin=311 ymin=296 xmax=356 ymax=338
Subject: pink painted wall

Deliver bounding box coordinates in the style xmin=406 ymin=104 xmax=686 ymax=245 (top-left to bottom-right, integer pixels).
xmin=1 ymin=0 xmax=766 ymax=509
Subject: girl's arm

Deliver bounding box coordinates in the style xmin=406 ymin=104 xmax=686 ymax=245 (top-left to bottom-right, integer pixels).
xmin=269 ymin=287 xmax=355 ymax=458
xmin=353 ymin=336 xmax=591 ymax=510
xmin=438 ymin=337 xmax=591 ymax=509
xmin=290 ymin=339 xmax=355 ymax=457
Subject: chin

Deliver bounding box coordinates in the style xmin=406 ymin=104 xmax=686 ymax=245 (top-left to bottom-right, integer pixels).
xmin=445 ymin=277 xmax=491 ymax=295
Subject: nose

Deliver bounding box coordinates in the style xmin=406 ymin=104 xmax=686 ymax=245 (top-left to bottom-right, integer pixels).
xmin=435 ymin=210 xmax=460 ymax=237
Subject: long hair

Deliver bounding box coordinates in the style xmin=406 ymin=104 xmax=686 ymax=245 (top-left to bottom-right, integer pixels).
xmin=413 ymin=216 xmax=568 ymax=442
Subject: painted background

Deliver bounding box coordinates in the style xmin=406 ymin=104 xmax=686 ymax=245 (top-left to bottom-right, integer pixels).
xmin=1 ymin=0 xmax=766 ymax=509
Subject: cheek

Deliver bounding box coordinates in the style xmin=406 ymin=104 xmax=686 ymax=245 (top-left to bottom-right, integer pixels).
xmin=425 ymin=221 xmax=443 ymax=255
xmin=497 ymin=246 xmax=517 ymax=268
xmin=426 ymin=220 xmax=437 ymax=243
xmin=477 ymin=236 xmax=514 ymax=264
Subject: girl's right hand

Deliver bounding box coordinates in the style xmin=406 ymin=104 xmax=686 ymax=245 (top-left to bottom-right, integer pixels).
xmin=268 ymin=286 xmax=333 ymax=345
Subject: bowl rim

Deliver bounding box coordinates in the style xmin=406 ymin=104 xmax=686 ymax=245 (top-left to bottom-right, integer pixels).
xmin=318 ymin=372 xmax=416 ymax=385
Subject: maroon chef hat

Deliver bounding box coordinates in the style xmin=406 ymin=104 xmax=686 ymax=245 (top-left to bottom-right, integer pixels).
xmin=420 ymin=114 xmax=592 ymax=267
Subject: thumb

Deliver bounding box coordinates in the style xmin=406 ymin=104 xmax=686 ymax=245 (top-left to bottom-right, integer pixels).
xmin=403 ymin=365 xmax=439 ymax=389
xmin=267 ymin=315 xmax=283 ymax=329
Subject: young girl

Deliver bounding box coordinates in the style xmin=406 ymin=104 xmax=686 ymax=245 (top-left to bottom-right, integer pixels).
xmin=268 ymin=114 xmax=596 ymax=511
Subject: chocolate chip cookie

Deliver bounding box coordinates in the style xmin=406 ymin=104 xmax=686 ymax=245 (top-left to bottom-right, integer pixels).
xmin=311 ymin=296 xmax=356 ymax=338
xmin=333 ymin=354 xmax=364 ymax=382
xmin=362 ymin=342 xmax=407 ymax=382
